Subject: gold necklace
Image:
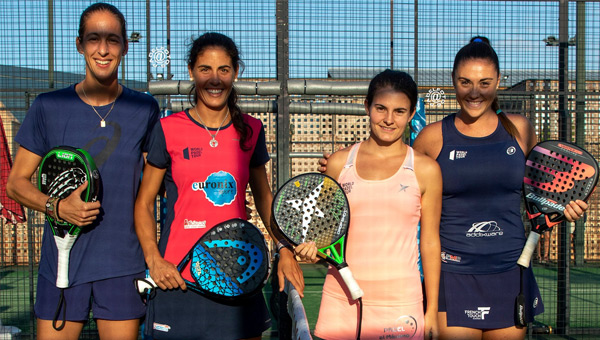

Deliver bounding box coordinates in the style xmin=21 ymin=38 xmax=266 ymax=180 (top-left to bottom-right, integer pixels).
xmin=80 ymin=83 xmax=120 ymax=128
xmin=192 ymin=107 xmax=230 ymax=148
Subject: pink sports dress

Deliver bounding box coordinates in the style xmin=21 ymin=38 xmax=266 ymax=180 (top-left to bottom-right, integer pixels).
xmin=314 ymin=143 xmax=425 ymax=340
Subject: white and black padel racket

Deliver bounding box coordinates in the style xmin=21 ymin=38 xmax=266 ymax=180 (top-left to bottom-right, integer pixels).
xmin=38 ymin=145 xmax=100 ymax=330
xmin=272 ymin=173 xmax=363 ymax=300
xmin=136 ymin=218 xmax=271 ymax=301
xmin=515 ymin=140 xmax=598 ymax=326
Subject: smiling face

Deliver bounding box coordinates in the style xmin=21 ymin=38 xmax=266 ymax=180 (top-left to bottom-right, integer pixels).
xmin=453 ymin=58 xmax=500 ymax=119
xmin=188 ymin=47 xmax=239 ymax=114
xmin=366 ymin=87 xmax=415 ymax=145
xmin=76 ymin=10 xmax=127 ymax=85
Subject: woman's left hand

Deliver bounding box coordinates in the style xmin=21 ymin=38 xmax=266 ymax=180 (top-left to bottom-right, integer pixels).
xmin=424 ymin=310 xmax=439 ymax=340
xmin=564 ymin=199 xmax=588 ymax=222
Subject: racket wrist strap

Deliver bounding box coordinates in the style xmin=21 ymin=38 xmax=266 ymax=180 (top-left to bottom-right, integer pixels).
xmin=55 ymin=198 xmax=65 ymax=223
xmin=276 ymin=239 xmax=293 ymax=253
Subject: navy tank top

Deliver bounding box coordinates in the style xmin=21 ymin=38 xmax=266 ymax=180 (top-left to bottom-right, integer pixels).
xmin=437 ymin=113 xmax=526 ymax=274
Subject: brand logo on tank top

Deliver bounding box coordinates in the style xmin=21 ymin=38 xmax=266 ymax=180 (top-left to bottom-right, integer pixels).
xmin=183 ymin=147 xmax=203 ymax=160
xmin=507 ymin=146 xmax=516 ymax=155
xmin=341 ymin=181 xmax=354 ymax=194
xmin=191 ymin=171 xmax=237 ymax=207
xmin=183 ymin=219 xmax=207 ymax=229
xmin=465 ymin=307 xmax=491 ymax=320
xmin=441 ymin=251 xmax=462 ymax=263
xmin=466 ymin=221 xmax=503 ymax=237
xmin=381 ymin=315 xmax=418 ymax=338
xmin=449 ymin=150 xmax=467 ymax=160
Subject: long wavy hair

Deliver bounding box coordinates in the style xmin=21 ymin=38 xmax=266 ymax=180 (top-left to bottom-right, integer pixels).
xmin=187 ymin=32 xmax=252 ymax=151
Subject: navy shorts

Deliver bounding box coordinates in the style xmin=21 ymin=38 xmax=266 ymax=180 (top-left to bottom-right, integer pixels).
xmin=35 ymin=271 xmax=146 ymax=321
xmin=439 ymin=266 xmax=543 ymax=329
xmin=144 ymin=288 xmax=271 ymax=340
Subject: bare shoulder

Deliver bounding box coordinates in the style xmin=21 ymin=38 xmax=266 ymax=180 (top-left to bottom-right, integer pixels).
xmin=506 ymin=113 xmax=537 ymax=153
xmin=413 ymin=148 xmax=442 ymax=179
xmin=413 ymin=120 xmax=443 ymax=159
xmin=324 ymin=146 xmax=352 ymax=180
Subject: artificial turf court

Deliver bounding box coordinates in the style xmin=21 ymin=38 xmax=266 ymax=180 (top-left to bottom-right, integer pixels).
xmin=1 ymin=263 xmax=600 ymax=339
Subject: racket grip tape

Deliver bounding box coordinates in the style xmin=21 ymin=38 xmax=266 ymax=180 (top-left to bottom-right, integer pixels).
xmin=54 ymin=234 xmax=78 ymax=288
xmin=517 ymin=231 xmax=541 ymax=268
xmin=338 ymin=266 xmax=364 ymax=300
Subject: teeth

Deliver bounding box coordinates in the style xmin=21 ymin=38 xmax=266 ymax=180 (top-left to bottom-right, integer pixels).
xmin=97 ymin=60 xmax=110 ymax=65
xmin=207 ymin=89 xmax=222 ymax=94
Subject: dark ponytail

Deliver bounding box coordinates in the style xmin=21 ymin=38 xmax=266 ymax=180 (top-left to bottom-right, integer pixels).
xmin=454 ymin=36 xmax=520 ymax=140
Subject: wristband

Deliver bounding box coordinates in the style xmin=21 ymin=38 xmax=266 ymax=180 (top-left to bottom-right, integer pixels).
xmin=45 ymin=196 xmax=59 ymax=219
xmin=276 ymin=239 xmax=293 ymax=253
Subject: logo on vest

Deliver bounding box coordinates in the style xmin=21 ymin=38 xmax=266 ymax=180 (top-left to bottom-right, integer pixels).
xmin=449 ymin=150 xmax=467 ymax=160
xmin=192 ymin=171 xmax=237 ymax=207
xmin=466 ymin=221 xmax=503 ymax=237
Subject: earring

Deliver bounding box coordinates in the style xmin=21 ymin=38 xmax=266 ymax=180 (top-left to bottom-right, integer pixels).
xmin=189 ymin=77 xmax=193 ymax=82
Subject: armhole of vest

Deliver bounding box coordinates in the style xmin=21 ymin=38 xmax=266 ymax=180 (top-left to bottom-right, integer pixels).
xmin=344 ymin=143 xmax=360 ymax=169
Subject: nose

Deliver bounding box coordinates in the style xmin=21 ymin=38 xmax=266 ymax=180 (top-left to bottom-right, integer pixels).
xmin=98 ymin=39 xmax=109 ymax=56
xmin=208 ymin=71 xmax=221 ymax=84
xmin=383 ymin=110 xmax=394 ymax=124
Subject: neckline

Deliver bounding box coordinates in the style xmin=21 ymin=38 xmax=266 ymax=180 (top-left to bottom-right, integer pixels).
xmin=350 ymin=142 xmax=411 ymax=182
xmin=185 ymin=108 xmax=233 ymax=130
xmin=450 ymin=112 xmax=501 ymax=140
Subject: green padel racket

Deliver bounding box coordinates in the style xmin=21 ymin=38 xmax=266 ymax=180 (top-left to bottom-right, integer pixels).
xmin=272 ymin=173 xmax=363 ymax=300
xmin=38 ymin=146 xmax=100 ymax=288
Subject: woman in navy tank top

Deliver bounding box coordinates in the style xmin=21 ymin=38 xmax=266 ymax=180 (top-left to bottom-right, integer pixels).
xmin=413 ymin=37 xmax=588 ymax=340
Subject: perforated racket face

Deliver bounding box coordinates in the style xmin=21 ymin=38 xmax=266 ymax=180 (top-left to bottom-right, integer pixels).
xmin=523 ymin=141 xmax=598 ymax=221
xmin=180 ymin=218 xmax=270 ymax=300
xmin=38 ymin=146 xmax=100 ymax=230
xmin=272 ymin=173 xmax=350 ymax=249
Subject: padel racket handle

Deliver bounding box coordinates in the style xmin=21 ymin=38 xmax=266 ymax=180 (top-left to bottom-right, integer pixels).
xmin=517 ymin=231 xmax=541 ymax=268
xmin=338 ymin=266 xmax=363 ymax=300
xmin=135 ymin=276 xmax=158 ymax=294
xmin=54 ymin=234 xmax=78 ymax=288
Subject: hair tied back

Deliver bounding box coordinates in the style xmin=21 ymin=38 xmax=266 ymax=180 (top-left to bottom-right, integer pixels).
xmin=473 ymin=38 xmax=484 ymax=43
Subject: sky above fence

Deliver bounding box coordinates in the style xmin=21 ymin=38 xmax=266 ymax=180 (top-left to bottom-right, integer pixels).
xmin=0 ymin=0 xmax=599 ymax=81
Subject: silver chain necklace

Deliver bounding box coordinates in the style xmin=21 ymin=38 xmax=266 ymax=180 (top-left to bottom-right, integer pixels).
xmin=80 ymin=83 xmax=119 ymax=128
xmin=192 ymin=107 xmax=230 ymax=148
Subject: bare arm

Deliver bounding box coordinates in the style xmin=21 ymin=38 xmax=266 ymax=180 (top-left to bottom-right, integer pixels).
xmin=415 ymin=152 xmax=442 ymax=340
xmin=249 ymin=164 xmax=305 ymax=296
xmin=134 ymin=163 xmax=186 ymax=290
xmin=412 ymin=122 xmax=443 ymax=160
xmin=7 ymin=146 xmax=101 ymax=226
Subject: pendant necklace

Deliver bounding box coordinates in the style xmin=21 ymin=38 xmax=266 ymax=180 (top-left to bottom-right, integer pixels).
xmin=81 ymin=83 xmax=120 ymax=128
xmin=192 ymin=107 xmax=230 ymax=148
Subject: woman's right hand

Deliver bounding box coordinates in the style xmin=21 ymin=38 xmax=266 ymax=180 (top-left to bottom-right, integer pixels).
xmin=317 ymin=152 xmax=331 ymax=173
xmin=148 ymin=256 xmax=187 ymax=291
xmin=294 ymin=241 xmax=319 ymax=263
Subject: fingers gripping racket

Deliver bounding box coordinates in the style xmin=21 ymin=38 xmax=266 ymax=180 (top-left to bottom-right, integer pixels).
xmin=272 ymin=173 xmax=363 ymax=300
xmin=38 ymin=146 xmax=100 ymax=288
xmin=135 ymin=218 xmax=271 ymax=301
xmin=515 ymin=140 xmax=598 ymax=326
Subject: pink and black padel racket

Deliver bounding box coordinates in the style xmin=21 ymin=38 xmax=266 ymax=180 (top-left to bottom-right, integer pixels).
xmin=515 ymin=140 xmax=598 ymax=325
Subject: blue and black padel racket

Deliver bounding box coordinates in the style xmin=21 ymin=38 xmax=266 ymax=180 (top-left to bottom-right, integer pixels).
xmin=136 ymin=218 xmax=271 ymax=301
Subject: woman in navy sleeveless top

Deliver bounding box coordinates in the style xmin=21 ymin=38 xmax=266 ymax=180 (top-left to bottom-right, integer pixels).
xmin=413 ymin=37 xmax=588 ymax=339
